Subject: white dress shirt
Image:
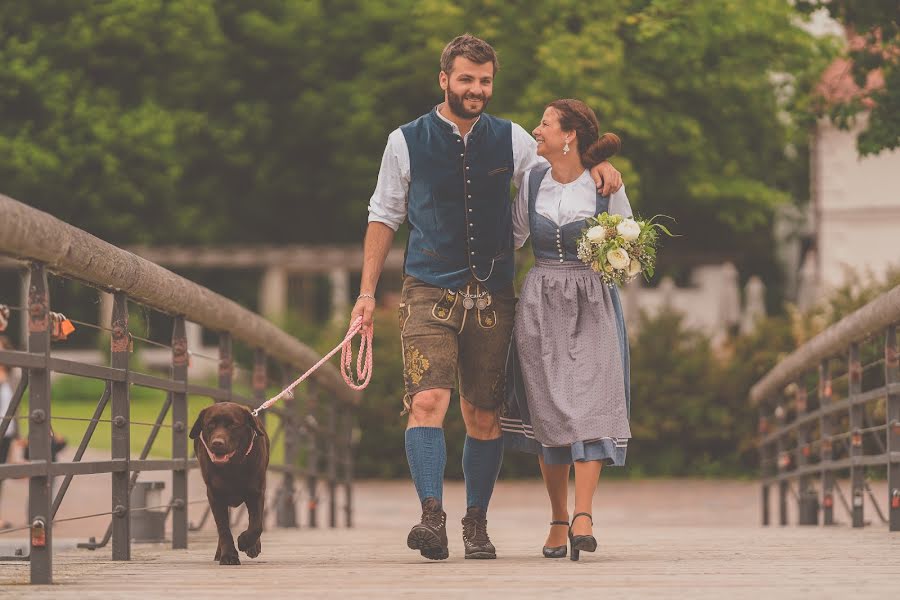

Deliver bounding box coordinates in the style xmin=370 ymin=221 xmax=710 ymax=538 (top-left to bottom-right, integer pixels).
xmin=366 ymin=106 xmax=547 ymax=231
xmin=512 ymin=168 xmax=632 ymax=249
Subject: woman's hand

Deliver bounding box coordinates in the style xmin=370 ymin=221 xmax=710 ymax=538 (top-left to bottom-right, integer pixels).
xmin=589 ymin=161 xmax=623 ymax=196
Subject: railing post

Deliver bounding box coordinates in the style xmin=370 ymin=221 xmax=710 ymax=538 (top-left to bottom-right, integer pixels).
xmin=110 ymin=291 xmax=131 ymax=560
xmin=885 ymin=325 xmax=899 ymax=532
xmin=796 ymin=385 xmax=817 ymax=525
xmin=171 ymin=316 xmax=189 ymax=549
xmin=219 ymin=332 xmax=233 ymax=400
xmin=819 ymin=360 xmax=835 ymax=525
xmin=775 ymin=404 xmax=788 ymax=526
xmin=759 ymin=408 xmax=770 ymax=526
xmin=306 ymin=380 xmax=320 ymax=528
xmin=341 ymin=406 xmax=354 ymax=528
xmin=327 ymin=398 xmax=338 ymax=528
xmin=849 ymin=342 xmax=864 ymax=528
xmin=27 ymin=263 xmax=53 ymax=584
xmin=251 ymin=348 xmax=268 ymax=528
xmin=276 ymin=363 xmax=298 ymax=528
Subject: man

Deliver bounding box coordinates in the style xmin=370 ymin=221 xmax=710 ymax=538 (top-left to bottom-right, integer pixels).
xmin=350 ymin=34 xmax=622 ymax=561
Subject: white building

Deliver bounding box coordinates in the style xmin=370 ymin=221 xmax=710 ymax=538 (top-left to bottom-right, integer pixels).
xmin=797 ymin=15 xmax=900 ymax=305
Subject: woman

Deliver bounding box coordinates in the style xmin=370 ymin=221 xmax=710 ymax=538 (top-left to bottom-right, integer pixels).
xmin=502 ymin=99 xmax=632 ymax=561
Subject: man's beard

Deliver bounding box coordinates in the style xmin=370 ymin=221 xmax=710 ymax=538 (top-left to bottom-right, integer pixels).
xmin=447 ymin=87 xmax=490 ymax=119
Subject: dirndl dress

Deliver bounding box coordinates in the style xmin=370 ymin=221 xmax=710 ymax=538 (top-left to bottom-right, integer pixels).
xmin=501 ymin=166 xmax=632 ymax=466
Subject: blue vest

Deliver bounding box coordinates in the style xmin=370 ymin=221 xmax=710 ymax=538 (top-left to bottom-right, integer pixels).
xmin=401 ymin=108 xmax=514 ymax=291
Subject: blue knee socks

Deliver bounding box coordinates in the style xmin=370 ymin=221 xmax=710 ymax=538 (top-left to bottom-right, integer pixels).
xmin=463 ymin=435 xmax=504 ymax=512
xmin=405 ymin=427 xmax=446 ymax=504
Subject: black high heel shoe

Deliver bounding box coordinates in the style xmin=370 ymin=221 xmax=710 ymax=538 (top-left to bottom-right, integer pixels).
xmin=568 ymin=512 xmax=597 ymax=562
xmin=542 ymin=520 xmax=569 ymax=558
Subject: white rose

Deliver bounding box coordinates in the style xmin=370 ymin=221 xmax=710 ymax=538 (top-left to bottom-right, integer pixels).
xmin=616 ymin=219 xmax=641 ymax=242
xmin=586 ymin=226 xmax=606 ymax=243
xmin=628 ymin=258 xmax=642 ymax=276
xmin=607 ymin=248 xmax=630 ymax=270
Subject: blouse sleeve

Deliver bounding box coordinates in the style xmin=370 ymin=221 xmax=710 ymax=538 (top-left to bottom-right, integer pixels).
xmin=512 ymin=169 xmax=531 ymax=249
xmin=608 ymin=184 xmax=633 ymax=218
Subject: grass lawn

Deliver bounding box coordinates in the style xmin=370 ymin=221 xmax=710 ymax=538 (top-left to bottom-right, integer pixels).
xmin=15 ymin=375 xmax=289 ymax=464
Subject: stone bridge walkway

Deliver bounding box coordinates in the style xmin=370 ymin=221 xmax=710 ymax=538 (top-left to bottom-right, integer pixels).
xmin=1 ymin=479 xmax=898 ymax=599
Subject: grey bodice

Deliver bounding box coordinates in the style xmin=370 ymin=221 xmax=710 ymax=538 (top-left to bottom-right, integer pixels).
xmin=528 ymin=165 xmax=610 ymax=263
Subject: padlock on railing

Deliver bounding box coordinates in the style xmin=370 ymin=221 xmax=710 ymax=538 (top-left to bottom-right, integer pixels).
xmin=31 ymin=518 xmax=47 ymax=548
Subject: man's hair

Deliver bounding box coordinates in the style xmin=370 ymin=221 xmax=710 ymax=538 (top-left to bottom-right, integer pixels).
xmin=440 ymin=34 xmax=499 ymax=75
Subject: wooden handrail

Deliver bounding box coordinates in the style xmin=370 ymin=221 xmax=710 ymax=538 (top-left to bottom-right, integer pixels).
xmin=750 ymin=283 xmax=900 ymax=405
xmin=0 ymin=194 xmax=359 ymax=407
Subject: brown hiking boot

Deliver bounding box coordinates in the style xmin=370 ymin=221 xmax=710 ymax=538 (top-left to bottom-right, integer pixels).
xmin=461 ymin=506 xmax=496 ymax=559
xmin=406 ymin=497 xmax=449 ymax=560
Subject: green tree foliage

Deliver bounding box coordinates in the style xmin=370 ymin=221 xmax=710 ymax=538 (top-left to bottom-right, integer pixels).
xmin=2 ymin=0 xmax=831 ymax=274
xmin=796 ymin=0 xmax=900 ymax=155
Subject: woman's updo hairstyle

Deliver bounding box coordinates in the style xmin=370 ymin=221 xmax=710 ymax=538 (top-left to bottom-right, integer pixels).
xmin=546 ymin=99 xmax=621 ymax=169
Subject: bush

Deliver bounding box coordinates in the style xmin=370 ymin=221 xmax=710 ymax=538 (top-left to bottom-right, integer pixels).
xmin=287 ymin=268 xmax=900 ymax=479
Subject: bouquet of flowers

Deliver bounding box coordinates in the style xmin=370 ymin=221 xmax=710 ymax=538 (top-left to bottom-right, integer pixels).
xmin=576 ymin=213 xmax=674 ymax=287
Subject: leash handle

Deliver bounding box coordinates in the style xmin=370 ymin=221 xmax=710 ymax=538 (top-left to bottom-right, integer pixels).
xmin=252 ymin=316 xmax=373 ymax=416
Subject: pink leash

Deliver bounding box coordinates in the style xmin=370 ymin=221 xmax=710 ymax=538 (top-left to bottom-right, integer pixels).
xmin=251 ymin=316 xmax=373 ymax=416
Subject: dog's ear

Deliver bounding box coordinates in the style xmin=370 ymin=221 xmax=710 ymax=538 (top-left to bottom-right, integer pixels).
xmin=245 ymin=407 xmax=264 ymax=437
xmin=189 ymin=408 xmax=207 ymax=440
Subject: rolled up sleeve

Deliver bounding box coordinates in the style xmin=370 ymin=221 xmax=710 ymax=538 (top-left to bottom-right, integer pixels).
xmin=367 ymin=129 xmax=410 ymax=231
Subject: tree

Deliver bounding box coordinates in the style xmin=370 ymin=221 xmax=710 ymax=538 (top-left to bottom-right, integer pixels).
xmin=1 ymin=0 xmax=833 ymax=282
xmin=796 ymin=0 xmax=900 ymax=155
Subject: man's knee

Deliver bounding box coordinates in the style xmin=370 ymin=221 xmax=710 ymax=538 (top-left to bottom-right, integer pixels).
xmin=408 ymin=389 xmax=450 ymax=426
xmin=460 ymin=398 xmax=500 ymax=437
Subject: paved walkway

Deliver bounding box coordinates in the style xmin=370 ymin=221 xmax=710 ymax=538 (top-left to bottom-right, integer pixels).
xmin=1 ymin=478 xmax=899 ymax=599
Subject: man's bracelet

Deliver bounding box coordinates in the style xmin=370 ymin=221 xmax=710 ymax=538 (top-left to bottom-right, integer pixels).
xmin=357 ymin=293 xmax=376 ymax=301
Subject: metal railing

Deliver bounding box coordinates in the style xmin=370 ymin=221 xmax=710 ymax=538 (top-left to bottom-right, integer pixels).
xmin=751 ymin=284 xmax=900 ymax=531
xmin=0 ymin=195 xmax=359 ymax=583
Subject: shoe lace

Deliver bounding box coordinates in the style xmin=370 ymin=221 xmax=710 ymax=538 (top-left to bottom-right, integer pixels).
xmin=422 ymin=508 xmax=445 ymax=530
xmin=462 ymin=515 xmax=490 ymax=546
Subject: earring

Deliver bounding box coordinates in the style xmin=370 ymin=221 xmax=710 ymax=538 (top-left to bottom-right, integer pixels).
xmin=563 ymin=140 xmax=570 ymax=155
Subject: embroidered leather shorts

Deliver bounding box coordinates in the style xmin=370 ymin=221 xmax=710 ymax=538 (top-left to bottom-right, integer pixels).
xmin=398 ymin=275 xmax=516 ymax=413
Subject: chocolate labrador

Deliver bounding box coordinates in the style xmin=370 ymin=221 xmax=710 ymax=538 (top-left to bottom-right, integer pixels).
xmin=190 ymin=402 xmax=269 ymax=565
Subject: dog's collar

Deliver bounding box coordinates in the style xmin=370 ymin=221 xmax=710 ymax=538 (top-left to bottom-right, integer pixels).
xmin=199 ymin=430 xmax=256 ymax=465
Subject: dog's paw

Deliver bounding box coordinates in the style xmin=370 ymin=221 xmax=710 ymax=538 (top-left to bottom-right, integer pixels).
xmin=245 ymin=539 xmax=261 ymax=558
xmin=238 ymin=531 xmax=261 ymax=558
xmin=218 ymin=551 xmax=241 ymax=566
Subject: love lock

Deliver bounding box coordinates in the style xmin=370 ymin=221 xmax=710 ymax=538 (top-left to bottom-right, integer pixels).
xmin=31 ymin=518 xmax=47 ymax=548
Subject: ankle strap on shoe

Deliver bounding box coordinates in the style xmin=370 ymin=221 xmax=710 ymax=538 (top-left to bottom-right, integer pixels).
xmin=572 ymin=512 xmax=593 ymax=525
xmin=550 ymin=520 xmax=569 ymax=526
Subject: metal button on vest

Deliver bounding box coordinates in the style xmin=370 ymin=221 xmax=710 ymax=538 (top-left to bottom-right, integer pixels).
xmin=467 ymin=180 xmax=471 ymax=184
xmin=471 ymin=251 xmax=475 ymax=255
xmin=459 ymin=153 xmax=464 ymax=157
xmin=467 ymin=195 xmax=472 ymax=199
